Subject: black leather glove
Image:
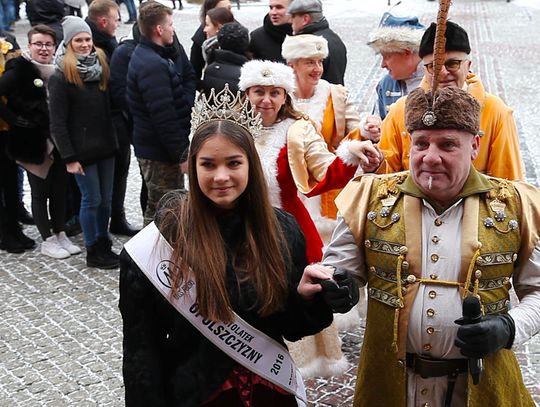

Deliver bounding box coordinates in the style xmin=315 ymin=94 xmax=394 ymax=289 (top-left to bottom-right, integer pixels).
xmin=318 ymin=268 xmax=359 ymax=314
xmin=454 ymin=313 xmax=515 ymax=358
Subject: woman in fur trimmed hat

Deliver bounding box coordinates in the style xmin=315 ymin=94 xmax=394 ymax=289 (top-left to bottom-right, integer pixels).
xmin=239 ymin=60 xmax=382 ymax=378
xmin=283 ymin=34 xmax=364 ymax=243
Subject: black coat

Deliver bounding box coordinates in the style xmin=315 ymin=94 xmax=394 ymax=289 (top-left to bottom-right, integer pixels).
xmin=127 ymin=36 xmax=196 ymax=163
xmin=190 ymin=25 xmax=206 ymax=83
xmin=48 ymin=70 xmax=118 ymax=165
xmin=119 ymin=198 xmax=333 ymax=406
xmin=202 ymin=49 xmax=249 ymax=97
xmin=297 ymin=17 xmax=347 ymax=85
xmin=249 ymin=14 xmax=292 ymax=63
xmin=0 ymin=56 xmax=50 ymax=164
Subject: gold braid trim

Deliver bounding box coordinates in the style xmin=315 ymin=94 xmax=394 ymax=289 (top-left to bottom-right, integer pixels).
xmin=417 ymin=279 xmax=464 ymax=288
xmin=391 ymin=254 xmax=406 ymax=353
xmin=463 ymin=247 xmax=482 ymax=299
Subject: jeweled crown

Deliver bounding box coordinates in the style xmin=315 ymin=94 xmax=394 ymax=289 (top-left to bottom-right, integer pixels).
xmin=190 ymin=84 xmax=262 ymax=140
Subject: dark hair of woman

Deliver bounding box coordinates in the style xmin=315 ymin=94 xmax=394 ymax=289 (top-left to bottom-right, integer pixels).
xmin=200 ymin=0 xmax=227 ymax=24
xmin=279 ymin=94 xmax=305 ymax=122
xmin=206 ymin=6 xmax=234 ymax=27
xmin=159 ymin=119 xmax=289 ymax=323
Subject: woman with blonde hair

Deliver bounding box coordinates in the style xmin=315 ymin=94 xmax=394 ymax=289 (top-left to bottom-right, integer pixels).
xmin=49 ymin=16 xmax=119 ymax=269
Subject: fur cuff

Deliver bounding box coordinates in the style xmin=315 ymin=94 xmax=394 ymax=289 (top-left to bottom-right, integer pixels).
xmin=336 ymin=139 xmax=364 ymax=167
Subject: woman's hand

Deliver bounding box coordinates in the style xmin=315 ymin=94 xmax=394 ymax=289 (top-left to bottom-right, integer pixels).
xmin=298 ymin=264 xmax=335 ymax=300
xmin=348 ymin=140 xmax=383 ymax=172
xmin=66 ymin=161 xmax=85 ymax=175
xmin=363 ymin=114 xmax=382 ymax=143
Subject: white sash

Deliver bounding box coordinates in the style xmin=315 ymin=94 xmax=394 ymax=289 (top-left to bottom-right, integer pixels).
xmin=124 ymin=222 xmax=307 ymax=406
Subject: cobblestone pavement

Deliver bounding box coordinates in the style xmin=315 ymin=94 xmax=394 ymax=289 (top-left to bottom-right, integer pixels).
xmin=2 ymin=0 xmax=540 ymax=405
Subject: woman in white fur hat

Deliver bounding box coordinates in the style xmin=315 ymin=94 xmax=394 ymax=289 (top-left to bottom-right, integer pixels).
xmin=239 ymin=59 xmax=380 ymax=265
xmin=239 ymin=60 xmax=381 ymax=378
xmin=282 ymin=34 xmax=364 ymax=244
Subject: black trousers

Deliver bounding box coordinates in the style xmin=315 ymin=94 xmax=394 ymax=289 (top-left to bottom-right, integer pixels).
xmin=0 ymin=134 xmax=20 ymax=233
xmin=26 ymin=156 xmax=68 ymax=239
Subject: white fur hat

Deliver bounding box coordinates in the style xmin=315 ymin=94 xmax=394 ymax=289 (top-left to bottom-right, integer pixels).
xmin=239 ymin=60 xmax=295 ymax=94
xmin=367 ymin=26 xmax=424 ymax=54
xmin=282 ymin=34 xmax=328 ymax=61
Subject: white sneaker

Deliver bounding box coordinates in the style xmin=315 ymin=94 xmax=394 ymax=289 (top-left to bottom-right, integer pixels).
xmin=41 ymin=235 xmax=71 ymax=259
xmin=56 ymin=231 xmax=82 ymax=255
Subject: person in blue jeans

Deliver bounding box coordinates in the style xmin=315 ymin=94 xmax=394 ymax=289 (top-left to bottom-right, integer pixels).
xmin=49 ymin=16 xmax=119 ymax=269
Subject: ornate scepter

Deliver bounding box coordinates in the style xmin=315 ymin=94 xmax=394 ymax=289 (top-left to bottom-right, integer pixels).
xmin=422 ymin=0 xmax=452 ymax=127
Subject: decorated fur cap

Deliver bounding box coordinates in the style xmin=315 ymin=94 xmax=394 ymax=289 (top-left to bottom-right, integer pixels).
xmin=368 ymin=15 xmax=424 ymax=54
xmin=405 ymin=87 xmax=480 ymax=135
xmin=282 ymin=34 xmax=328 ymax=61
xmin=239 ymin=60 xmax=295 ymax=94
xmin=419 ymin=20 xmax=471 ymax=58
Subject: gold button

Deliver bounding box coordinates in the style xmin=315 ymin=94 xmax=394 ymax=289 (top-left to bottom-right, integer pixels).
xmin=475 ymin=270 xmax=482 ymax=279
xmin=402 ymin=260 xmax=410 ymax=270
xmin=399 ymin=246 xmax=408 ymax=255
xmin=512 ymin=253 xmax=518 ymax=261
xmin=421 ymin=388 xmax=428 ymax=396
xmin=398 ymin=360 xmax=405 ymax=367
xmin=402 ymin=287 xmax=407 ymax=294
xmin=432 ymin=235 xmax=440 ymax=244
xmin=503 ymin=277 xmax=510 ymax=284
xmin=369 ymin=266 xmax=376 ymax=273
xmin=431 ymin=254 xmax=439 ymax=262
xmin=365 ymin=240 xmax=371 ymax=248
xmin=427 ymin=327 xmax=434 ymax=335
xmin=423 ymin=344 xmax=432 ymax=352
xmin=428 ymin=290 xmax=436 ymax=299
xmin=430 ymin=274 xmax=438 ymax=280
xmin=427 ymin=308 xmax=435 ymax=317
xmin=434 ymin=219 xmax=442 ymax=226
xmin=406 ymin=274 xmax=416 ymax=284
xmin=422 ymin=403 xmax=430 ymax=407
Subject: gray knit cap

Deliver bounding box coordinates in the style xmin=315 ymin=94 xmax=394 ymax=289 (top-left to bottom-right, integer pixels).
xmin=62 ymin=16 xmax=92 ymax=45
xmin=288 ymin=0 xmax=323 ymax=15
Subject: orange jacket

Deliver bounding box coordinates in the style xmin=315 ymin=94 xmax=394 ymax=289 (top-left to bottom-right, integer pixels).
xmin=378 ymin=73 xmax=524 ymax=180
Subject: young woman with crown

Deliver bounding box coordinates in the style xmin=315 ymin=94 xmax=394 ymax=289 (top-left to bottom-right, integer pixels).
xmin=118 ymin=87 xmax=352 ymax=406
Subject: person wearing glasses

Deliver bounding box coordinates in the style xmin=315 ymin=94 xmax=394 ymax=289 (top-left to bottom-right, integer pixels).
xmin=0 ymin=25 xmax=82 ymax=258
xmin=377 ymin=21 xmax=523 ymax=180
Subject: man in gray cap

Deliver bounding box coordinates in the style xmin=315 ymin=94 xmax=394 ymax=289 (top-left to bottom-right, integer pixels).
xmin=287 ymin=0 xmax=347 ymax=85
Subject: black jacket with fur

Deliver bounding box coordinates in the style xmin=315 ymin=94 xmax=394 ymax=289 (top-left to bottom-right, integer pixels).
xmin=0 ymin=56 xmax=50 ymax=164
xmin=119 ymin=192 xmax=333 ymax=406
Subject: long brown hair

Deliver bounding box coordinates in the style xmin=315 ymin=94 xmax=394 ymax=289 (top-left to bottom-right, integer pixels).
xmin=161 ymin=120 xmax=289 ymax=323
xmin=63 ymin=42 xmax=110 ymax=90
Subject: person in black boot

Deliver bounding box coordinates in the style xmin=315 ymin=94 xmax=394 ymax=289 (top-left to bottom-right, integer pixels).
xmin=86 ymin=237 xmax=119 ymax=269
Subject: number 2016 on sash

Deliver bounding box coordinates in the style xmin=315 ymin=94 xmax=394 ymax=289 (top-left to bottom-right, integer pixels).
xmin=271 ymin=353 xmax=285 ymax=375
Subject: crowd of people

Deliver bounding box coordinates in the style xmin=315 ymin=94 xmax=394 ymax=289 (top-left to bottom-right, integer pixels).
xmin=1 ymin=0 xmax=539 ymax=406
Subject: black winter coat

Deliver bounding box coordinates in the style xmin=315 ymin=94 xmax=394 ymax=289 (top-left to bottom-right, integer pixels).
xmin=0 ymin=56 xmax=50 ymax=164
xmin=249 ymin=14 xmax=292 ymax=63
xmin=202 ymin=49 xmax=249 ymax=97
xmin=127 ymin=36 xmax=196 ymax=163
xmin=119 ymin=198 xmax=333 ymax=406
xmin=48 ymin=70 xmax=118 ymax=165
xmin=297 ymin=18 xmax=347 ymax=85
xmin=190 ymin=25 xmax=206 ymax=83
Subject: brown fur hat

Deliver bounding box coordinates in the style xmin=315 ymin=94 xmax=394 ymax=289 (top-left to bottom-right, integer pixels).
xmin=405 ymin=87 xmax=480 ymax=135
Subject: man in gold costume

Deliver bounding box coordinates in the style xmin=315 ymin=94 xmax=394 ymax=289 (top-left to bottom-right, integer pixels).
xmin=306 ymin=86 xmax=539 ymax=406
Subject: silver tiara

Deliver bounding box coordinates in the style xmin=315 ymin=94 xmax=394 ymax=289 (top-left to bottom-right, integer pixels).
xmin=190 ymin=84 xmax=262 ymax=140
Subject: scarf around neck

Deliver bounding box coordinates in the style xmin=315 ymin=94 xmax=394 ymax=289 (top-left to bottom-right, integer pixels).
xmin=54 ymin=41 xmax=103 ymax=82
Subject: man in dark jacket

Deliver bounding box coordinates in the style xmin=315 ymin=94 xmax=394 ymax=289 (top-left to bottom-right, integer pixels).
xmin=288 ymin=0 xmax=347 ymax=85
xmin=249 ymin=0 xmax=292 ymax=63
xmin=85 ymin=0 xmax=120 ymax=60
xmin=88 ymin=0 xmax=141 ymax=236
xmin=127 ymin=1 xmax=196 ymax=226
